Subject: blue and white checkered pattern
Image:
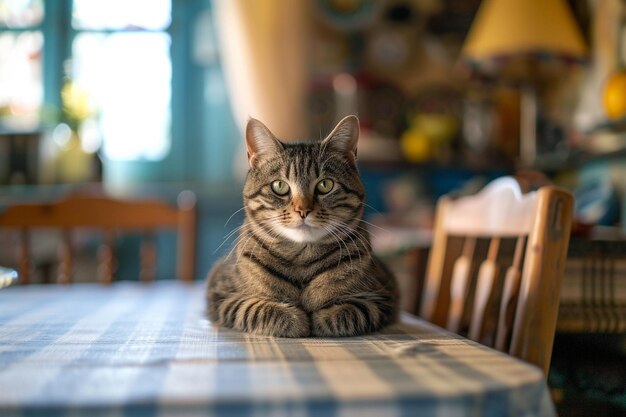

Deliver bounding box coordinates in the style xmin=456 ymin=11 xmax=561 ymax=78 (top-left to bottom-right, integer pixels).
xmin=0 ymin=282 xmax=555 ymax=417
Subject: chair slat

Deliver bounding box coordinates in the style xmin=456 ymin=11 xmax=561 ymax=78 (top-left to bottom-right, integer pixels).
xmin=98 ymin=231 xmax=116 ymax=284
xmin=447 ymin=237 xmax=476 ymax=333
xmin=18 ymin=229 xmax=31 ymax=285
xmin=57 ymin=229 xmax=74 ymax=284
xmin=469 ymin=237 xmax=501 ymax=342
xmin=420 ymin=198 xmax=452 ymax=326
xmin=495 ymin=235 xmax=526 ymax=351
xmin=177 ymin=190 xmax=197 ymax=282
xmin=140 ymin=233 xmax=157 ymax=282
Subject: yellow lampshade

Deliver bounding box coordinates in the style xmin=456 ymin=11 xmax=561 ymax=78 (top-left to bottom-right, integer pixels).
xmin=462 ymin=0 xmax=586 ymax=63
xmin=460 ymin=0 xmax=587 ymax=166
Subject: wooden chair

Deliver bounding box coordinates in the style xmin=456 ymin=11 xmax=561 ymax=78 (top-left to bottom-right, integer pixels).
xmin=419 ymin=176 xmax=573 ymax=375
xmin=0 ymin=190 xmax=197 ymax=285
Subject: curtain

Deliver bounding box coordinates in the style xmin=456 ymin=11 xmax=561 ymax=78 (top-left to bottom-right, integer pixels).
xmin=213 ymin=0 xmax=310 ymax=143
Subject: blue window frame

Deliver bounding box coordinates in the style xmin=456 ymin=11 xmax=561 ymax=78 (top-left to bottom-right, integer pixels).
xmin=0 ymin=0 xmax=238 ymax=183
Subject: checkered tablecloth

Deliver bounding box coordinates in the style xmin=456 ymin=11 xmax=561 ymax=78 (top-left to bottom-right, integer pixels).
xmin=0 ymin=281 xmax=555 ymax=417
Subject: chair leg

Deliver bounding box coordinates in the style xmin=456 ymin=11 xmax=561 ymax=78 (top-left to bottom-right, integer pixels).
xmin=18 ymin=228 xmax=31 ymax=285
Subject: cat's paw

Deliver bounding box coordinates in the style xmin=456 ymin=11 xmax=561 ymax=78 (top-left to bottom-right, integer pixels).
xmin=249 ymin=301 xmax=310 ymax=338
xmin=311 ymin=303 xmax=370 ymax=337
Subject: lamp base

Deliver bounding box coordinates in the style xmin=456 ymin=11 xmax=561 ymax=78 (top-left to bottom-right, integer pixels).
xmin=520 ymin=84 xmax=537 ymax=166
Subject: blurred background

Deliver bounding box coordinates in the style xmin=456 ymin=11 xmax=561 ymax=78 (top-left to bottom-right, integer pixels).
xmin=1 ymin=0 xmax=619 ymax=275
xmin=1 ymin=0 xmax=626 ymax=413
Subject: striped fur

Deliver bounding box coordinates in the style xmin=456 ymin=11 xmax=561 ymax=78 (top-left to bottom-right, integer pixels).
xmin=207 ymin=116 xmax=398 ymax=337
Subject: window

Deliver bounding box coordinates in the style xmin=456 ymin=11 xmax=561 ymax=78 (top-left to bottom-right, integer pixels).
xmin=0 ymin=0 xmax=238 ymax=183
xmin=71 ymin=0 xmax=172 ymax=160
xmin=0 ymin=0 xmax=172 ymax=161
xmin=0 ymin=0 xmax=44 ymax=131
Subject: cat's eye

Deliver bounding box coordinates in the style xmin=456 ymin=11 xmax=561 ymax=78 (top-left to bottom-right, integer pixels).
xmin=316 ymin=179 xmax=334 ymax=194
xmin=271 ymin=180 xmax=290 ymax=196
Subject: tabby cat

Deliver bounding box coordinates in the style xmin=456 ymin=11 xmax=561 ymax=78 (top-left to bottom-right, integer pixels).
xmin=207 ymin=115 xmax=398 ymax=337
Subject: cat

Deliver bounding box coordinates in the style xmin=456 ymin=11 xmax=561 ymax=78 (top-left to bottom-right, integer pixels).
xmin=206 ymin=115 xmax=398 ymax=337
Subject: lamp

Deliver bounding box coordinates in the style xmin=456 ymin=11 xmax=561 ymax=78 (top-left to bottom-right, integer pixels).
xmin=460 ymin=0 xmax=587 ymax=165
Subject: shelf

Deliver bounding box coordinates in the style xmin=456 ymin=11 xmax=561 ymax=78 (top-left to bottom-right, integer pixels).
xmin=583 ymin=115 xmax=626 ymax=135
xmin=531 ymin=146 xmax=626 ymax=171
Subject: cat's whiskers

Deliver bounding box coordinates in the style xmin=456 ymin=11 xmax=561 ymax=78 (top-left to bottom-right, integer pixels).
xmin=325 ymin=219 xmax=357 ymax=268
xmin=213 ymin=223 xmax=247 ymax=255
xmin=225 ymin=213 xmax=282 ymax=262
xmin=244 ymin=218 xmax=282 ymax=265
xmin=321 ymin=224 xmax=347 ymax=268
xmin=357 ymin=201 xmax=382 ymax=215
xmin=326 ymin=216 xmax=372 ymax=260
xmin=232 ymin=222 xmax=268 ymax=265
xmin=343 ymin=223 xmax=374 ymax=250
xmin=215 ymin=211 xmax=280 ymax=256
xmin=257 ymin=217 xmax=284 ymax=244
xmin=247 ymin=239 xmax=261 ymax=267
xmin=224 ymin=223 xmax=245 ymax=238
xmin=321 ymin=214 xmax=373 ymax=262
xmin=247 ymin=226 xmax=272 ymax=266
xmin=336 ymin=223 xmax=354 ymax=268
xmin=329 ymin=221 xmax=365 ymax=264
xmin=357 ymin=218 xmax=388 ymax=233
xmin=355 ymin=223 xmax=378 ymax=239
xmin=225 ymin=230 xmax=249 ymax=262
xmin=223 ymin=206 xmax=246 ymax=227
xmin=214 ymin=204 xmax=275 ymax=255
xmin=250 ymin=219 xmax=280 ymax=256
xmin=235 ymin=231 xmax=257 ymax=266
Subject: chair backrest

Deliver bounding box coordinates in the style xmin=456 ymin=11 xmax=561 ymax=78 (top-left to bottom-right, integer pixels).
xmin=419 ymin=176 xmax=573 ymax=375
xmin=0 ymin=190 xmax=197 ymax=285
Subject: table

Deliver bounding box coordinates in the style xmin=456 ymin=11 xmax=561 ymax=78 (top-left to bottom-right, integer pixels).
xmin=0 ymin=282 xmax=555 ymax=417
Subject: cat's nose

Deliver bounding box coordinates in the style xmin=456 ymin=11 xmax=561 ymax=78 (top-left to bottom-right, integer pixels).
xmin=293 ymin=197 xmax=313 ymax=219
xmin=296 ymin=208 xmax=312 ymax=219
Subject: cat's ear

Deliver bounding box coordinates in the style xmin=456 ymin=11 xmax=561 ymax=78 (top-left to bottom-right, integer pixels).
xmin=322 ymin=115 xmax=359 ymax=160
xmin=246 ymin=118 xmax=283 ymax=167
